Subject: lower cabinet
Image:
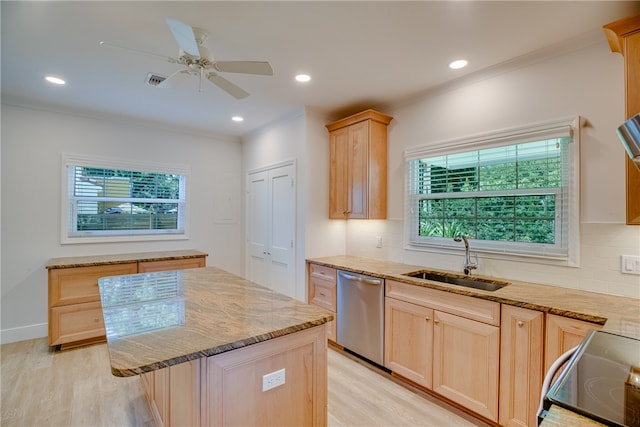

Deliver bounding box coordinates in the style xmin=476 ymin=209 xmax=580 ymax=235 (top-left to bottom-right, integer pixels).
xmin=141 ymin=325 xmax=327 ymax=427
xmin=47 ymin=251 xmax=207 ymax=349
xmin=499 ymin=305 xmax=544 ymax=427
xmin=432 ymin=310 xmax=500 ymax=421
xmin=141 ymin=360 xmax=198 ymax=427
xmin=384 ymin=280 xmax=501 ymax=422
xmin=384 ymin=297 xmax=433 ymax=388
xmin=384 ymin=279 xmax=602 ymax=426
xmin=307 ymin=262 xmax=338 ymax=343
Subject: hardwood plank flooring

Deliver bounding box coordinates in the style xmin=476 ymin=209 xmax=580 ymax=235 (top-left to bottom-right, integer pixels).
xmin=1 ymin=338 xmax=489 ymax=426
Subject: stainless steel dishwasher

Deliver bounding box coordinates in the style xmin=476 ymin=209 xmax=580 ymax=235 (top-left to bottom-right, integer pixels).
xmin=337 ymin=270 xmax=385 ymax=365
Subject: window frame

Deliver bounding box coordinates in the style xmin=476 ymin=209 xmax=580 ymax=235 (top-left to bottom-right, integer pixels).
xmin=404 ymin=116 xmax=581 ymax=267
xmin=61 ymin=153 xmax=190 ymax=244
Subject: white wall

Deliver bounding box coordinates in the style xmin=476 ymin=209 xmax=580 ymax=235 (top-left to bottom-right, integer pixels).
xmin=344 ymin=38 xmax=640 ymax=298
xmin=1 ymin=104 xmax=244 ymax=343
xmin=242 ymin=109 xmax=308 ymax=302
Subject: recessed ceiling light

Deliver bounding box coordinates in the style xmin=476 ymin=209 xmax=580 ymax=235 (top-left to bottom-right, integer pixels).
xmin=232 ymin=116 xmax=244 ymax=122
xmin=295 ymin=74 xmax=311 ymax=83
xmin=449 ymin=60 xmax=468 ymax=70
xmin=45 ymin=75 xmax=66 ymax=85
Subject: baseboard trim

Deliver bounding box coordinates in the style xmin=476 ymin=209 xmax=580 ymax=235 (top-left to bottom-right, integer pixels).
xmin=1 ymin=323 xmax=47 ymax=345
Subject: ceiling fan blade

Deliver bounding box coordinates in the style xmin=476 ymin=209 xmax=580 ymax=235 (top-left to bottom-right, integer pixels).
xmin=157 ymin=69 xmax=194 ymax=89
xmin=213 ymin=61 xmax=273 ymax=76
xmin=166 ymin=18 xmax=200 ymax=57
xmin=99 ymin=41 xmax=178 ymax=63
xmin=206 ymin=73 xmax=250 ymax=99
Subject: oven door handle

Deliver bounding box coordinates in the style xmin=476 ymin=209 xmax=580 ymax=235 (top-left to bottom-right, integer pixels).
xmin=537 ymin=344 xmax=579 ymax=422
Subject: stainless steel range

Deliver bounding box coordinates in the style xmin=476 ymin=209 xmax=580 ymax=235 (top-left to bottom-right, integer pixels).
xmin=542 ymin=330 xmax=640 ymax=427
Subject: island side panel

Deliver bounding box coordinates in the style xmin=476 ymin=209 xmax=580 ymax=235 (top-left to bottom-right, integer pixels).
xmin=204 ymin=325 xmax=328 ymax=427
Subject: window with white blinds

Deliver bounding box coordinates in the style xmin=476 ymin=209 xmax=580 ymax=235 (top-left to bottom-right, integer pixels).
xmin=62 ymin=154 xmax=189 ymax=243
xmin=405 ymin=117 xmax=580 ymax=264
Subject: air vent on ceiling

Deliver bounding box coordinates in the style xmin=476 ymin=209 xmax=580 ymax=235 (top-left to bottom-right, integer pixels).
xmin=145 ymin=73 xmax=167 ymax=86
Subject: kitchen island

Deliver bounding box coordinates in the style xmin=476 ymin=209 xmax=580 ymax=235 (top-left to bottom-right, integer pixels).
xmin=98 ymin=267 xmax=333 ymax=427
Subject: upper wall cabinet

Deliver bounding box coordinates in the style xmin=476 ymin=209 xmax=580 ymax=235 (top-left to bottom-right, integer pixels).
xmin=603 ymin=14 xmax=640 ymax=224
xmin=326 ymin=109 xmax=393 ymax=219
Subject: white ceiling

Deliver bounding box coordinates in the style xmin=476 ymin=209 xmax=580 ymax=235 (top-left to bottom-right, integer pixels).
xmin=2 ymin=1 xmax=639 ymax=138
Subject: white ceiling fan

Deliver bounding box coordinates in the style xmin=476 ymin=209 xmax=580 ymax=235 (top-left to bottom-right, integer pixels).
xmin=101 ymin=18 xmax=273 ymax=99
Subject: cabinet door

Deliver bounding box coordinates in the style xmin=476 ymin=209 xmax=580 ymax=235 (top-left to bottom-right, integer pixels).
xmin=384 ymin=297 xmax=433 ymax=388
xmin=433 ymin=310 xmax=500 ymax=422
xmin=329 ymin=126 xmax=350 ymax=218
xmin=347 ymin=121 xmax=370 ymax=219
xmin=49 ymin=263 xmax=138 ymax=306
xmin=499 ymin=305 xmax=544 ymax=427
xmin=308 ymin=263 xmax=337 ymax=343
xmin=49 ymin=301 xmax=106 ymax=346
xmin=545 ymin=314 xmax=601 ymax=374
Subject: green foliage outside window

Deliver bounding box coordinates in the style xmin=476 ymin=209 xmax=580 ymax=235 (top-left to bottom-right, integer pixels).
xmin=415 ymin=138 xmax=566 ymax=245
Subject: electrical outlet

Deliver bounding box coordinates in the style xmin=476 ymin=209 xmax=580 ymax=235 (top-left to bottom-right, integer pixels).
xmin=262 ymin=368 xmax=285 ymax=392
xmin=621 ymin=255 xmax=640 ymax=275
xmin=376 ymin=236 xmax=382 ymax=248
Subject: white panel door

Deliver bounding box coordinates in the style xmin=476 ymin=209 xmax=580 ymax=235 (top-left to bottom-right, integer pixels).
xmin=247 ymin=163 xmax=296 ymax=297
xmin=247 ymin=171 xmax=269 ymax=285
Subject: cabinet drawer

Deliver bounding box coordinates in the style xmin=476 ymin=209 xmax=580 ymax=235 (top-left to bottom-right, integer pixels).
xmin=49 ymin=301 xmax=106 ymax=346
xmin=138 ymin=257 xmax=206 ymax=273
xmin=311 ymin=279 xmax=336 ymax=312
xmin=309 ymin=263 xmax=337 ymax=282
xmin=386 ymin=280 xmax=500 ymax=326
xmin=49 ymin=263 xmax=138 ymax=307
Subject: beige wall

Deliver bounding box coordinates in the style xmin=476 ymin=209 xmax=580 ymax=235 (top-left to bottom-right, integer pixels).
xmin=1 ymin=104 xmax=244 ymax=342
xmin=343 ymin=37 xmax=640 ymax=298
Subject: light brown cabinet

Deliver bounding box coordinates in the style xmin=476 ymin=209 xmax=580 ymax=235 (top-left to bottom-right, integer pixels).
xmin=47 ymin=250 xmax=207 ymax=349
xmin=326 ymin=109 xmax=393 ymax=219
xmin=142 ymin=325 xmax=328 ymax=427
xmin=385 ymin=279 xmax=501 ymax=422
xmin=384 ymin=297 xmax=433 ymax=388
xmin=544 ymin=313 xmax=601 ymax=375
xmin=603 ymin=15 xmax=640 ymax=224
xmin=307 ymin=262 xmax=337 ymax=342
xmin=499 ymin=305 xmax=544 ymax=427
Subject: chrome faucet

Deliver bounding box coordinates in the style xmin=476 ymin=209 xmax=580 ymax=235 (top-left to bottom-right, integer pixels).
xmin=453 ymin=235 xmax=478 ymax=275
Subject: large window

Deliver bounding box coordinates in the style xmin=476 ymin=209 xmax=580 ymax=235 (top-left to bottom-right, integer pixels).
xmin=62 ymin=154 xmax=189 ymax=243
xmin=405 ymin=117 xmax=579 ymax=264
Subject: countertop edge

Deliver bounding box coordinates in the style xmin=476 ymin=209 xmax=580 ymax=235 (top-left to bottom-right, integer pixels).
xmin=46 ymin=250 xmax=208 ymax=269
xmin=110 ymin=317 xmax=333 ymax=377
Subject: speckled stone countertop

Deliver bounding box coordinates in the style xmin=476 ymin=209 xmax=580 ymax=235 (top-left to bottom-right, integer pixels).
xmin=308 ymin=255 xmax=640 ymax=427
xmin=46 ymin=249 xmax=208 ymax=269
xmin=98 ymin=267 xmax=333 ymax=377
xmin=308 ymin=255 xmax=640 ymax=339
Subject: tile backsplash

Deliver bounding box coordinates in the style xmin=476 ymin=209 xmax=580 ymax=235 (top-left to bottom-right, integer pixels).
xmin=346 ymin=220 xmax=640 ymax=299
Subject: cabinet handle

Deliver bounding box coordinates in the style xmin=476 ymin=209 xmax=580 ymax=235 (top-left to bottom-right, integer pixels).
xmin=517 ymin=320 xmax=524 ymax=328
xmin=425 ymin=317 xmax=430 ymax=322
xmin=319 ymin=292 xmax=326 ymax=297
xmin=434 ymin=320 xmax=440 ymax=325
xmin=94 ymin=318 xmax=100 ymax=323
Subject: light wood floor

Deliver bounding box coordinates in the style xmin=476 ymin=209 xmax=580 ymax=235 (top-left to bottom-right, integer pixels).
xmin=1 ymin=338 xmax=489 ymax=427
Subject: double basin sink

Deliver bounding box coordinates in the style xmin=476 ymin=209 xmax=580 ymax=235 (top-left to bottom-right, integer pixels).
xmin=403 ymin=270 xmax=509 ymax=292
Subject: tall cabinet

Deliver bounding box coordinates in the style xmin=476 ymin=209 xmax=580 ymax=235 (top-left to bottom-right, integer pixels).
xmin=604 ymin=14 xmax=640 ymax=224
xmin=326 ymin=109 xmax=393 ymax=219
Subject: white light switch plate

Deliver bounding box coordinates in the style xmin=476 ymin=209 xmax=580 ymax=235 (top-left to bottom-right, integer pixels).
xmin=262 ymin=368 xmax=285 ymax=391
xmin=621 ymin=255 xmax=640 ymax=275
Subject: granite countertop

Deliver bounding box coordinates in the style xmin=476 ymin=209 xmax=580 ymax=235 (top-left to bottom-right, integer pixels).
xmin=98 ymin=266 xmax=333 ymax=377
xmin=308 ymin=255 xmax=640 ymax=339
xmin=46 ymin=249 xmax=208 ymax=269
xmin=308 ymin=255 xmax=640 ymax=427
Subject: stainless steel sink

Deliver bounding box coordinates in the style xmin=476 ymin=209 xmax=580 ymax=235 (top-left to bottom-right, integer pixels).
xmin=402 ymin=270 xmax=509 ymax=292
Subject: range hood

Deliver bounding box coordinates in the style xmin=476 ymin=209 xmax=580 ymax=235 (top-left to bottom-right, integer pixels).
xmin=617 ymin=113 xmax=640 ymax=168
